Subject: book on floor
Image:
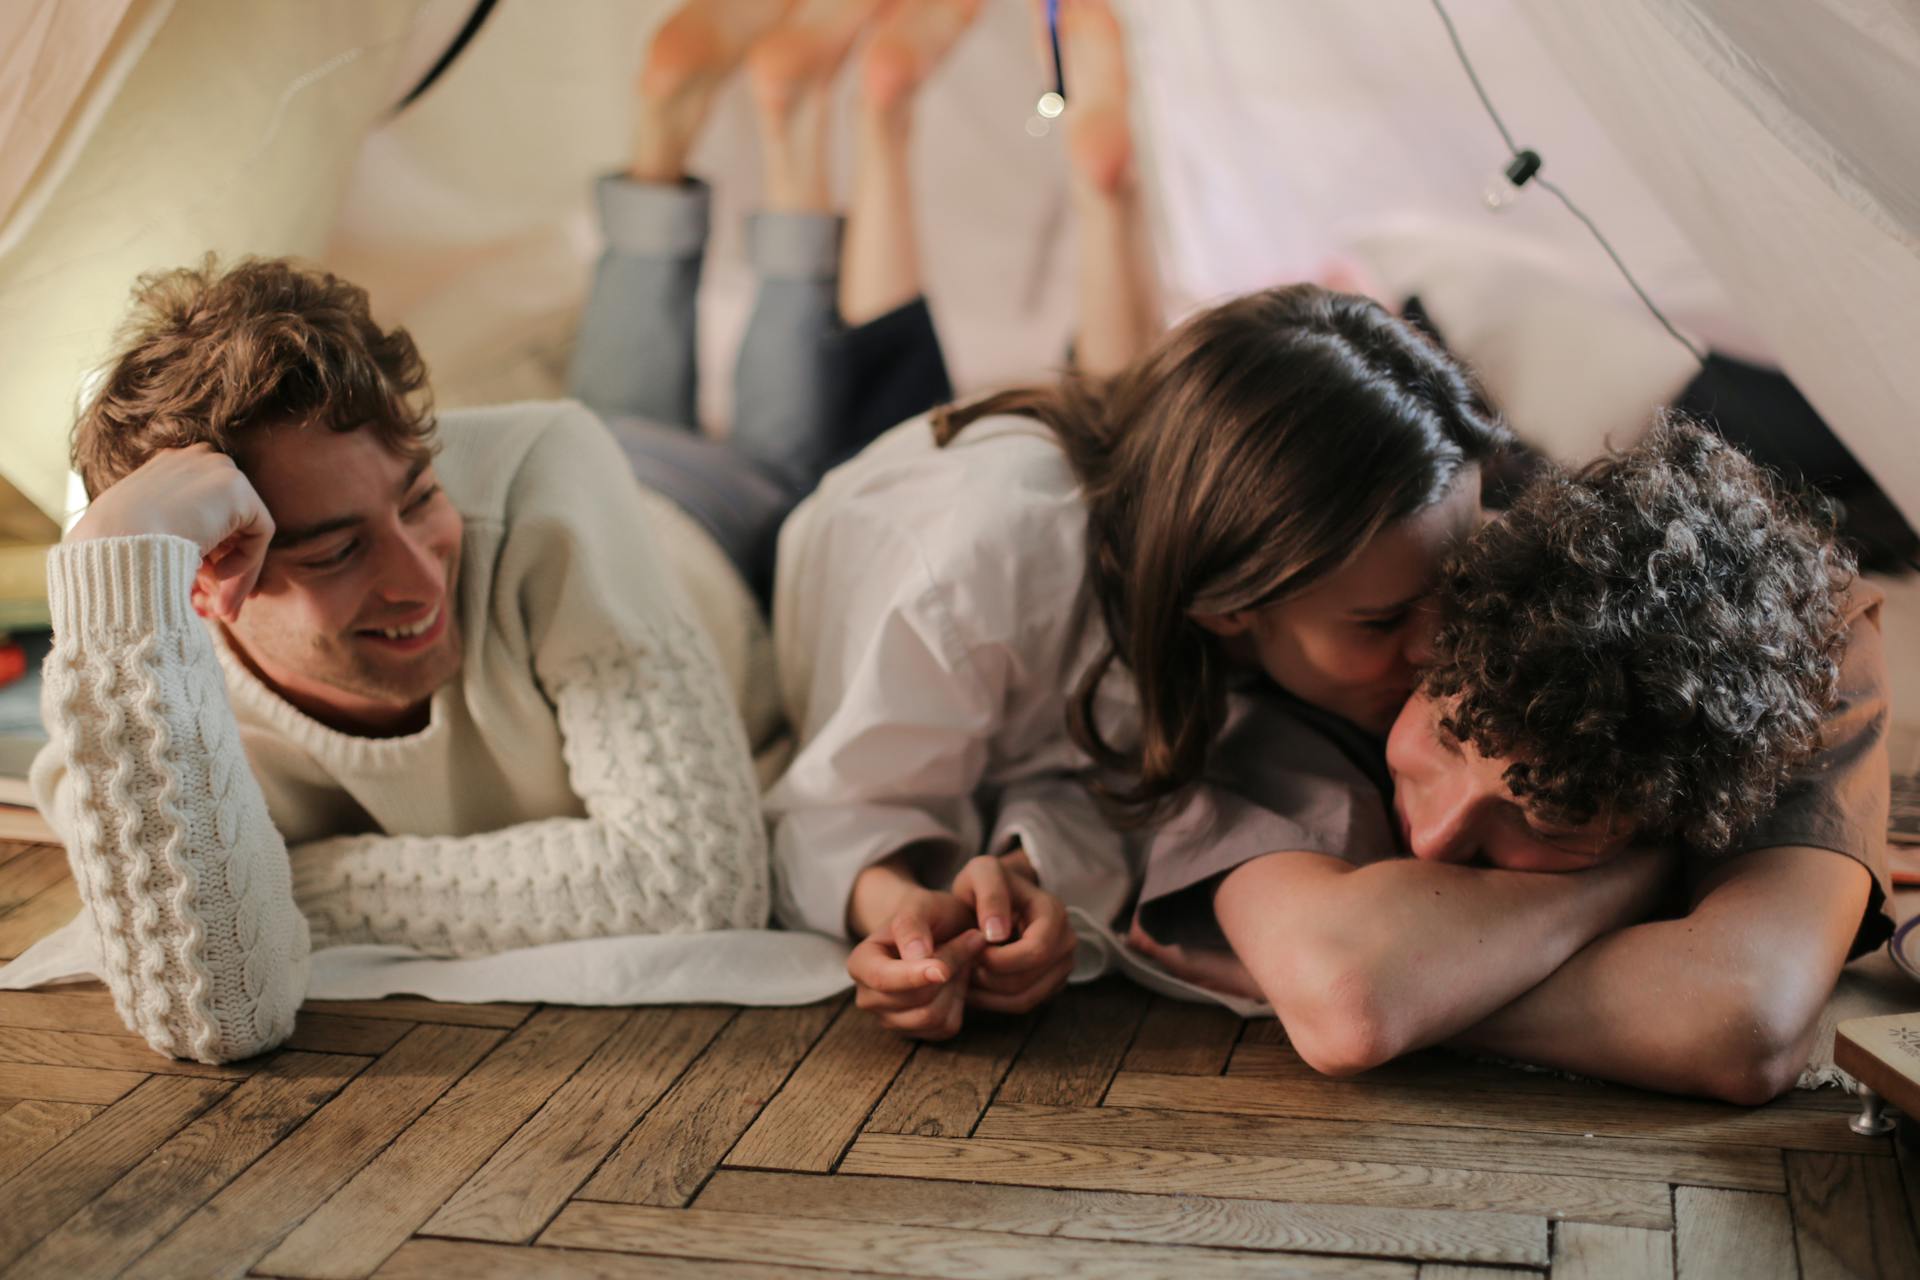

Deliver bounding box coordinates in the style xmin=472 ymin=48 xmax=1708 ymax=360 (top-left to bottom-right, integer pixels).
xmin=0 ymin=733 xmax=39 ymax=809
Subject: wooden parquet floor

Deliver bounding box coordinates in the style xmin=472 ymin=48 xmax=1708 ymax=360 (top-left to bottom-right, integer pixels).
xmin=4 ymin=832 xmax=1920 ymax=1279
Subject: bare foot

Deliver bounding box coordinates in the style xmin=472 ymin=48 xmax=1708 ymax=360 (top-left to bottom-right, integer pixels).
xmin=747 ymin=0 xmax=888 ymax=118
xmin=860 ymin=0 xmax=984 ymax=114
xmin=1045 ymin=0 xmax=1133 ymax=196
xmin=747 ymin=0 xmax=890 ymax=209
xmin=633 ymin=0 xmax=796 ymax=182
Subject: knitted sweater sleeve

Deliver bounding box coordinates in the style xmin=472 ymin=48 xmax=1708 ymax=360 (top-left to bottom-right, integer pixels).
xmin=287 ymin=405 xmax=771 ymax=954
xmin=32 ymin=536 xmax=310 ymax=1064
xmin=286 ymin=616 xmax=770 ymax=953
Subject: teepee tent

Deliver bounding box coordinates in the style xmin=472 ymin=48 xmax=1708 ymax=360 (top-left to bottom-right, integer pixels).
xmin=2 ymin=0 xmax=1917 ymax=624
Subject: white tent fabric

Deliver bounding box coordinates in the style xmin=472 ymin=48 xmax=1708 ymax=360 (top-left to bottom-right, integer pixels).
xmin=1131 ymin=0 xmax=1725 ymax=464
xmin=0 ymin=0 xmax=152 ymax=239
xmin=1525 ymin=0 xmax=1920 ymax=529
xmin=0 ymin=0 xmax=438 ymax=533
xmin=1142 ymin=1 xmax=1920 ymax=536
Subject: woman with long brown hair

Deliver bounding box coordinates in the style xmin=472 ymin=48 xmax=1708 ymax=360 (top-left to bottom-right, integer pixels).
xmin=766 ymin=251 xmax=1515 ymax=1026
xmin=762 ymin=23 xmax=1527 ymax=1046
xmin=765 ymin=0 xmax=1510 ymax=1040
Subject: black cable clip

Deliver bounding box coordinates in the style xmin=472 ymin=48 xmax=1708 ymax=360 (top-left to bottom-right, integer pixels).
xmin=1504 ymin=149 xmax=1543 ymax=189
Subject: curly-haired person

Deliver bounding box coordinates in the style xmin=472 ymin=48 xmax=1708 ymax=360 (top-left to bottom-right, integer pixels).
xmin=1388 ymin=418 xmax=1888 ymax=1100
xmin=1130 ymin=419 xmax=1890 ymax=1103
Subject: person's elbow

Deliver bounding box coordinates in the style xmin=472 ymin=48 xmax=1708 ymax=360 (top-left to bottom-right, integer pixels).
xmin=1686 ymin=976 xmax=1823 ymax=1105
xmin=1262 ymin=954 xmax=1415 ymax=1078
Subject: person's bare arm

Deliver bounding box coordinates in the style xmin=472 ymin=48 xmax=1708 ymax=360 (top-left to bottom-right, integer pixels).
xmin=1054 ymin=0 xmax=1158 ymax=376
xmin=1451 ymin=846 xmax=1871 ymax=1103
xmin=1214 ymin=848 xmax=1671 ymax=1077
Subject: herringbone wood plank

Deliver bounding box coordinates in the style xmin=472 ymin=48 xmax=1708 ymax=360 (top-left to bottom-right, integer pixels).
xmin=975 ymin=1102 xmax=1787 ymax=1191
xmin=538 ymin=1199 xmax=1416 ymax=1279
xmin=0 ymin=1073 xmax=233 ymax=1261
xmin=120 ymin=1023 xmax=502 ymax=1280
xmin=572 ymin=1002 xmax=838 ymax=1209
xmin=262 ymin=1008 xmax=629 ymax=1278
xmin=837 ymin=1131 xmax=1675 ymax=1228
xmin=729 ymin=999 xmax=917 ymax=1171
xmin=1787 ymin=1149 xmax=1920 ymax=1279
xmin=1109 ymin=1066 xmax=1884 ymax=1153
xmin=427 ymin=1004 xmax=738 ymax=1235
xmin=8 ymin=1051 xmax=365 ymax=1278
xmin=1673 ymin=1188 xmax=1796 ymax=1280
xmin=1120 ymin=996 xmax=1240 ymax=1075
xmin=865 ymin=1011 xmax=1034 ymax=1138
xmin=0 ymin=1098 xmax=100 ymax=1182
xmin=694 ymin=1169 xmax=1547 ymax=1266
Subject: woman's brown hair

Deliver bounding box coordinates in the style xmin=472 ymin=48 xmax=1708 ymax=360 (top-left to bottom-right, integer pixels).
xmin=935 ymin=284 xmax=1512 ymax=817
xmin=73 ymin=255 xmax=435 ymax=499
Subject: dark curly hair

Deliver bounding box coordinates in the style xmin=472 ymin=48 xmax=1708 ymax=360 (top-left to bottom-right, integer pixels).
xmin=74 ymin=255 xmax=435 ymax=499
xmin=1424 ymin=417 xmax=1855 ymax=852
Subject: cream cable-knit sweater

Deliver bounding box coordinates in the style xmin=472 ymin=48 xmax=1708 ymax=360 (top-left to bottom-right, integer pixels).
xmin=32 ymin=402 xmax=772 ymax=1063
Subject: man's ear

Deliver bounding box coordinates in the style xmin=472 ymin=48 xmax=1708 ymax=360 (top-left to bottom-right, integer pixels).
xmin=1190 ymin=609 xmax=1252 ymax=639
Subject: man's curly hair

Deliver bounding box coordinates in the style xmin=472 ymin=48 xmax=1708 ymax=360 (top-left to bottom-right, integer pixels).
xmin=1423 ymin=417 xmax=1855 ymax=852
xmin=74 ymin=255 xmax=435 ymax=500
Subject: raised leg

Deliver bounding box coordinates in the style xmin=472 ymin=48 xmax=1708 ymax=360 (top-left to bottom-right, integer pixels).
xmin=571 ymin=2 xmax=795 ymax=427
xmin=632 ymin=0 xmax=796 ymax=184
xmin=747 ymin=0 xmax=889 ymax=211
xmin=1048 ymin=0 xmax=1158 ymax=377
xmin=567 ymin=179 xmax=712 ymax=430
xmin=839 ymin=0 xmax=984 ymax=326
xmin=732 ymin=0 xmax=958 ymax=493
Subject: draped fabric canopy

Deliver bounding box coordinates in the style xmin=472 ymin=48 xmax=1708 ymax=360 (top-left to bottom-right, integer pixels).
xmin=1524 ymin=0 xmax=1920 ymax=527
xmin=1138 ymin=0 xmax=1920 ymax=528
xmin=2 ymin=0 xmax=1916 ymax=533
xmin=0 ymin=0 xmax=149 ymax=240
xmin=0 ymin=0 xmax=441 ymax=536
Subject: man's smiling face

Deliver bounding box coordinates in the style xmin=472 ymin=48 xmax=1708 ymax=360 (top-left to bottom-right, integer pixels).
xmin=1384 ymin=689 xmax=1633 ymax=872
xmin=217 ymin=422 xmax=463 ymax=736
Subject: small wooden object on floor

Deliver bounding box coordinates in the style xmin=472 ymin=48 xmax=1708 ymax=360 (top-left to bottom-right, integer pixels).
xmin=1833 ymin=1013 xmax=1920 ymax=1137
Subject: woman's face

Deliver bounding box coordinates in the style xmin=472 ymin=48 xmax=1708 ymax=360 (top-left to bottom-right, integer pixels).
xmin=1195 ymin=468 xmax=1482 ymax=735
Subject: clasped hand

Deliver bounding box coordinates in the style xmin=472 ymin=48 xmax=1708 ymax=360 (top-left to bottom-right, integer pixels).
xmin=848 ymin=851 xmax=1077 ymax=1039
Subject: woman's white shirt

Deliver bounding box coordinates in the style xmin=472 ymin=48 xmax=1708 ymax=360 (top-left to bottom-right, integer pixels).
xmin=766 ymin=413 xmax=1142 ymax=939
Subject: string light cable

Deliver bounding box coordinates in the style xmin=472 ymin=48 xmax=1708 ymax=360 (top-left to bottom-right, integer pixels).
xmin=1428 ymin=0 xmax=1707 ymax=366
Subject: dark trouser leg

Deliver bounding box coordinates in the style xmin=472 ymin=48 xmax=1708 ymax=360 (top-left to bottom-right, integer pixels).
xmin=731 ymin=210 xmax=952 ymax=497
xmin=604 ymin=414 xmax=792 ymax=608
xmin=824 ymin=293 xmax=952 ymax=468
xmin=729 ymin=211 xmax=846 ymax=495
xmin=567 ymin=176 xmax=711 ymax=430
